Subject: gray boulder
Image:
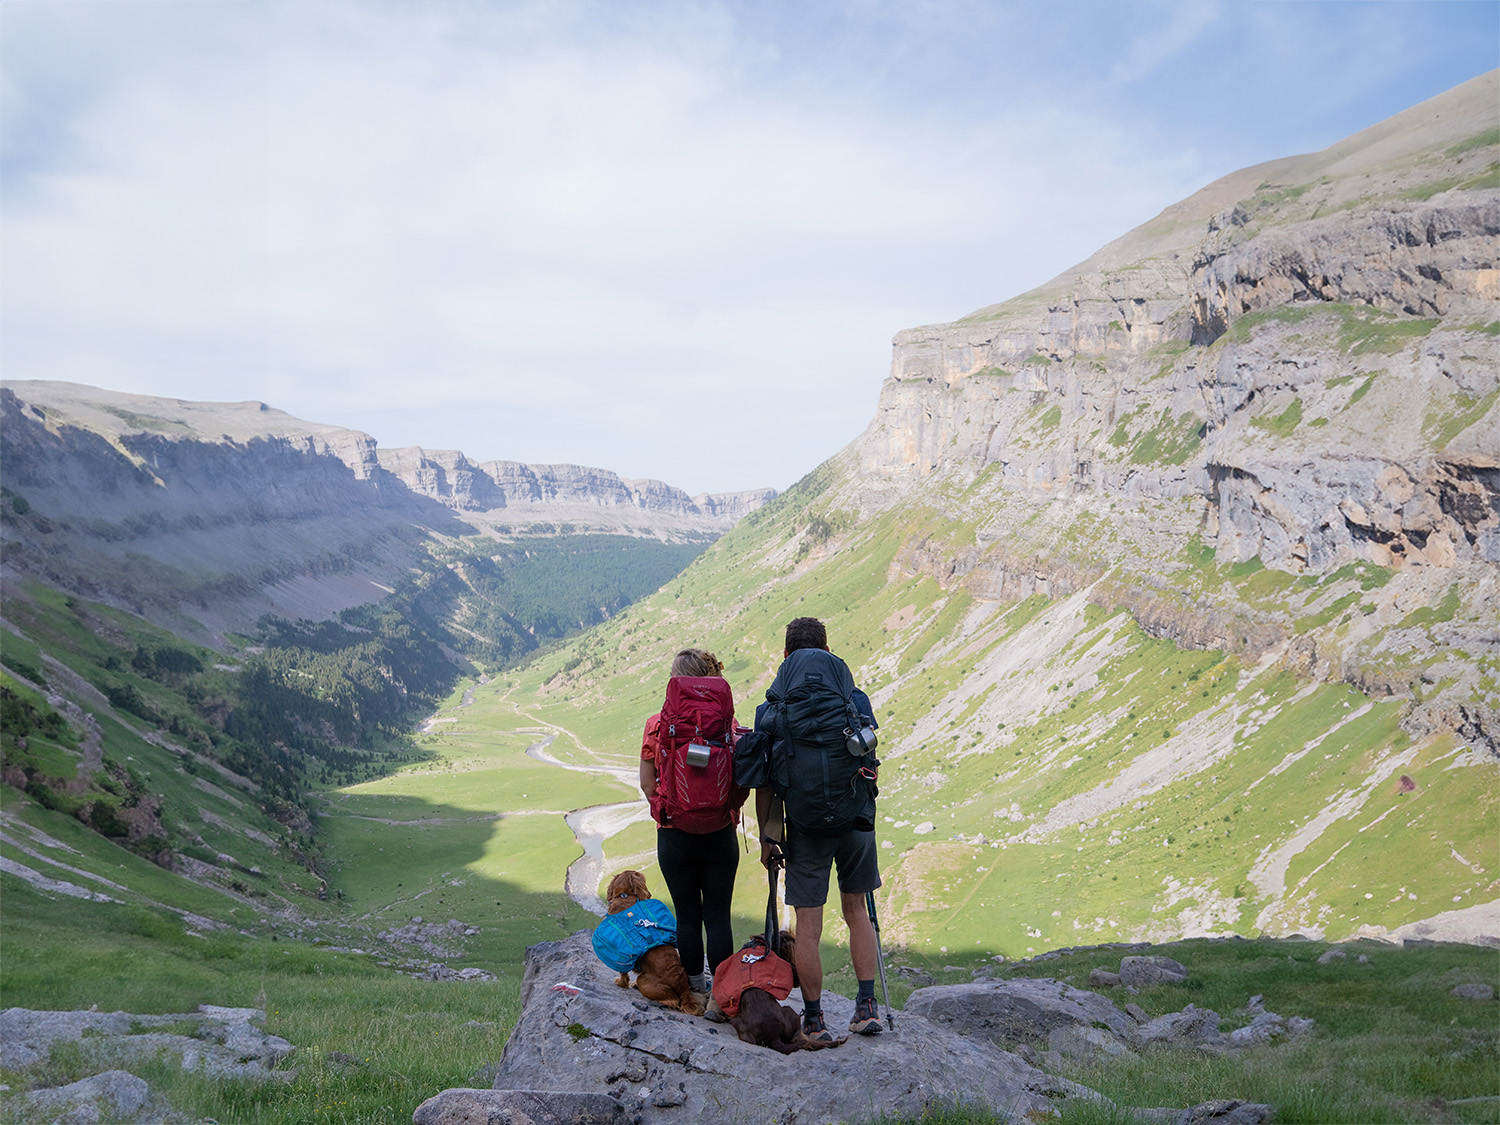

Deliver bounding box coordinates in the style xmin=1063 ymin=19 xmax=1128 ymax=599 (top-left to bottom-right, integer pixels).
xmin=471 ymin=929 xmax=1097 ymax=1125
xmin=413 ymin=1089 xmax=626 ymax=1124
xmin=1451 ymin=983 xmax=1495 ymax=1001
xmin=902 ymin=976 xmax=1137 ymax=1047
xmin=1088 ymin=968 xmax=1122 ymax=989
xmin=11 ymin=1069 xmax=171 ymax=1124
xmin=1136 ymin=1004 xmax=1223 ymax=1051
xmin=1120 ymin=956 xmax=1189 ymax=988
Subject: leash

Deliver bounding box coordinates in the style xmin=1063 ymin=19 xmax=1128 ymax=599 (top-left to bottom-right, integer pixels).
xmin=765 ymin=856 xmax=782 ymax=956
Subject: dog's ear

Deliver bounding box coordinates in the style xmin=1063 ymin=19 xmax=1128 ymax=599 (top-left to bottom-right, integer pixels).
xmin=630 ymin=872 xmax=652 ymax=900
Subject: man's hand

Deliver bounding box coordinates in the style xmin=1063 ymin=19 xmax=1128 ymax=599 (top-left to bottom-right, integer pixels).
xmin=760 ymin=838 xmax=784 ymax=871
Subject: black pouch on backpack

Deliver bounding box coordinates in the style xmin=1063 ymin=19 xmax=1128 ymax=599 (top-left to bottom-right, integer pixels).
xmin=732 ymin=728 xmax=772 ymax=789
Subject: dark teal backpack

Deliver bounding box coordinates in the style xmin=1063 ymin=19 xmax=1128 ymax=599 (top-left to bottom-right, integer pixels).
xmin=764 ymin=649 xmax=878 ymax=838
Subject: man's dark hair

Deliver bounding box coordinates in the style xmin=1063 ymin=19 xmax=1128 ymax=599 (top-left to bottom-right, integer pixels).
xmin=785 ymin=617 xmax=827 ymax=653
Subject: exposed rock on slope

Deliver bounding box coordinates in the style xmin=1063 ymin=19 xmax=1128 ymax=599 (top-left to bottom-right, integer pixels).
xmin=849 ymin=70 xmax=1499 ymax=747
xmin=0 ymin=382 xmax=773 ymax=634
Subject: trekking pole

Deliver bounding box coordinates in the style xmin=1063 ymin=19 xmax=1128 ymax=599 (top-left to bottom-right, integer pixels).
xmin=866 ymin=889 xmax=895 ymax=1031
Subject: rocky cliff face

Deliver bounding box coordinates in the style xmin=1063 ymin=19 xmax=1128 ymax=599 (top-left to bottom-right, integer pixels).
xmin=0 ymin=383 xmax=773 ymax=636
xmin=847 ymin=71 xmax=1498 ymax=748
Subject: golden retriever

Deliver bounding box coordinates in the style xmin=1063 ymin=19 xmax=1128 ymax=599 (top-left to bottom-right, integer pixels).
xmin=605 ymin=870 xmax=702 ymax=1016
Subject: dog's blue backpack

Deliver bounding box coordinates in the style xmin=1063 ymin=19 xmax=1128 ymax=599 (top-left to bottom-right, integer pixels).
xmin=592 ymin=898 xmax=679 ymax=972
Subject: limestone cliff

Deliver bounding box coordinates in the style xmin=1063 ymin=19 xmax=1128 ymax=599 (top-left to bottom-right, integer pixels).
xmin=845 ymin=71 xmax=1498 ymax=748
xmin=0 ymin=382 xmax=773 ymax=636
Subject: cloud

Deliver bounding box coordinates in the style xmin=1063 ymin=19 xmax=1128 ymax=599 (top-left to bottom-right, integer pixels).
xmin=1108 ymin=0 xmax=1226 ymax=86
xmin=2 ymin=0 xmax=1493 ymax=493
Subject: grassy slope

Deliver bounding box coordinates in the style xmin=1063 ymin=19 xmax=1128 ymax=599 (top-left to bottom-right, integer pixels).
xmin=496 ymin=450 xmax=1497 ymax=959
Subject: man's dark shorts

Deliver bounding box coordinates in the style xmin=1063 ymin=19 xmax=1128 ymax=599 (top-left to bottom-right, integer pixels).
xmin=783 ymin=825 xmax=881 ymax=907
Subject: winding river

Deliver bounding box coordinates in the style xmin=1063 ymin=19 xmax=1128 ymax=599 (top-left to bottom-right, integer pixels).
xmin=524 ymin=733 xmax=652 ymax=915
xmin=419 ymin=686 xmax=652 ymax=916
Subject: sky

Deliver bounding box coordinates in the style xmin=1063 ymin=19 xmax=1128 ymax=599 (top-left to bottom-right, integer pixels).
xmin=2 ymin=1 xmax=1496 ymax=496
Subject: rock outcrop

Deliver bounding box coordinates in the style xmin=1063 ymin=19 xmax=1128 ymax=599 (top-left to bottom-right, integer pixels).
xmin=0 ymin=1004 xmax=294 ymax=1080
xmin=412 ymin=930 xmax=1295 ymax=1125
xmin=842 ymin=70 xmax=1499 ymax=749
xmin=461 ymin=930 xmax=1096 ymax=1124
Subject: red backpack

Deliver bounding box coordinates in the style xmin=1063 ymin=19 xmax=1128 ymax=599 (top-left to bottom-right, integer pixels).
xmin=649 ymin=676 xmax=748 ymax=833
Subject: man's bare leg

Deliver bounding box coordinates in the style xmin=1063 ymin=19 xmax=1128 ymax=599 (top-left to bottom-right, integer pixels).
xmin=840 ymin=892 xmax=878 ymax=981
xmin=793 ymin=904 xmax=824 ymax=1003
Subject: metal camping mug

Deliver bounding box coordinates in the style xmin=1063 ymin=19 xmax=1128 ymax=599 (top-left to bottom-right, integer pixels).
xmin=845 ymin=725 xmax=878 ymax=756
xmin=685 ymin=742 xmax=712 ymax=768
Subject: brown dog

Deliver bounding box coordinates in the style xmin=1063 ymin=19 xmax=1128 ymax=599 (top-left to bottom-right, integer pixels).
xmin=605 ymin=870 xmax=702 ymax=1016
xmin=726 ymin=931 xmax=834 ymax=1053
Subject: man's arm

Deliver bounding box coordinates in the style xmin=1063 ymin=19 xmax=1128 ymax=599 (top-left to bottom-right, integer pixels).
xmin=756 ymin=787 xmax=784 ymax=869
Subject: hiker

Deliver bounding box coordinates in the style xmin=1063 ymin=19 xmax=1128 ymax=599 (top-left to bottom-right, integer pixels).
xmin=752 ymin=617 xmax=884 ymax=1043
xmin=639 ymin=648 xmax=744 ymax=998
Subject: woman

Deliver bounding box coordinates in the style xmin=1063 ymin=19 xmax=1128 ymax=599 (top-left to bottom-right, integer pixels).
xmin=638 ymin=648 xmax=741 ymax=995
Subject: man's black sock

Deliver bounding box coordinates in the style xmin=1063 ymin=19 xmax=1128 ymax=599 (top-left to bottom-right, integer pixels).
xmin=857 ymin=979 xmax=875 ymax=1002
xmin=802 ymin=999 xmax=822 ymax=1023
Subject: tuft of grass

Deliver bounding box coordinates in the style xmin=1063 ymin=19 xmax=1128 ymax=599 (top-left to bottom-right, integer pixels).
xmin=1446 ymin=127 xmax=1500 ymax=156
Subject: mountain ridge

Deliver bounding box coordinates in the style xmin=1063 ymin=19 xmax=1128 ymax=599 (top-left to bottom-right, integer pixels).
xmin=0 ymin=380 xmax=775 ymax=637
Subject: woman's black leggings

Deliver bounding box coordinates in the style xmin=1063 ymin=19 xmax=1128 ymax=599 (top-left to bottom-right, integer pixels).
xmin=656 ymin=823 xmax=739 ymax=978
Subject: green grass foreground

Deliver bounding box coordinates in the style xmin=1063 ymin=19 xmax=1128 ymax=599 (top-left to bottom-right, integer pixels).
xmin=0 ymin=879 xmax=519 ymax=1124
xmin=4 ymin=873 xmax=1496 ymax=1124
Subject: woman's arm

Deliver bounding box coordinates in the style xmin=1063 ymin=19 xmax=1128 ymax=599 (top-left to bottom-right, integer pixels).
xmin=639 ymin=713 xmax=661 ymax=798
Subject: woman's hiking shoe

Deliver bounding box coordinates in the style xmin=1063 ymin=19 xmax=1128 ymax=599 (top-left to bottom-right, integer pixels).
xmin=849 ymin=997 xmax=884 ymax=1035
xmin=801 ymin=1011 xmax=846 ymax=1046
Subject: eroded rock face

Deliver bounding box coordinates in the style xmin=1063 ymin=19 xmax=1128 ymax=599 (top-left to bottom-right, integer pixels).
xmin=477 ymin=930 xmax=1093 ymax=1125
xmin=842 ymin=74 xmax=1500 ymax=755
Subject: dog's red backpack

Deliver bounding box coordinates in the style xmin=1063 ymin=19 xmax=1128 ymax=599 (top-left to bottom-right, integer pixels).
xmin=712 ymin=936 xmax=794 ymax=1019
xmin=650 ymin=675 xmax=749 ymax=833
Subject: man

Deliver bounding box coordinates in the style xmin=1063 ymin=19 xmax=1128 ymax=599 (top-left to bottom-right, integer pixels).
xmin=754 ymin=616 xmax=883 ymax=1044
